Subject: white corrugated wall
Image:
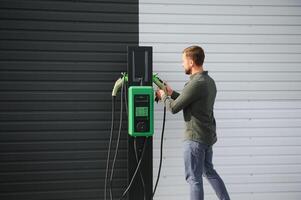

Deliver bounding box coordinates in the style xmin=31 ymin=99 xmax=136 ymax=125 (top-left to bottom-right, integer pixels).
xmin=139 ymin=0 xmax=301 ymax=199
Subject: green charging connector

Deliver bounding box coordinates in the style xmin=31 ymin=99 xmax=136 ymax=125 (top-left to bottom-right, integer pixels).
xmin=128 ymin=86 xmax=154 ymax=137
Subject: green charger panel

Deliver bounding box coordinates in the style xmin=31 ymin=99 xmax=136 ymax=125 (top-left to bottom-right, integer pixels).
xmin=128 ymin=86 xmax=154 ymax=137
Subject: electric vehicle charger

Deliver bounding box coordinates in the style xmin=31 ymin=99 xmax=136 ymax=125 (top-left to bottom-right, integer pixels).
xmin=105 ymin=74 xmax=167 ymax=200
xmin=109 ymin=79 xmax=124 ymax=199
xmin=126 ymin=82 xmax=147 ymax=200
xmin=124 ymin=80 xmax=166 ymax=200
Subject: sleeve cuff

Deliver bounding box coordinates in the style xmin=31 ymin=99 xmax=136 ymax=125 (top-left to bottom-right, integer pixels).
xmin=170 ymin=90 xmax=179 ymax=100
xmin=161 ymin=93 xmax=168 ymax=103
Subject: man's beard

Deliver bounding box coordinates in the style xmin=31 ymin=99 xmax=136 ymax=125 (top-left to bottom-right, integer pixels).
xmin=185 ymin=67 xmax=191 ymax=75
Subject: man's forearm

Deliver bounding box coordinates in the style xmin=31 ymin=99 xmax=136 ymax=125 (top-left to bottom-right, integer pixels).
xmin=160 ymin=79 xmax=204 ymax=114
xmin=160 ymin=90 xmax=179 ymax=113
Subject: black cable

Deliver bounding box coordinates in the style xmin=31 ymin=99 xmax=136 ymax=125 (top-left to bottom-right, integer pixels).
xmin=152 ymin=105 xmax=167 ymax=198
xmin=119 ymin=137 xmax=148 ymax=200
xmin=104 ymin=96 xmax=116 ymax=200
xmin=109 ymin=79 xmax=124 ymax=200
xmin=134 ymin=138 xmax=147 ymax=200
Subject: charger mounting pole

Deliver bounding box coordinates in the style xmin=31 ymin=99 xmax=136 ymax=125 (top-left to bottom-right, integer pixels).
xmin=127 ymin=46 xmax=153 ymax=200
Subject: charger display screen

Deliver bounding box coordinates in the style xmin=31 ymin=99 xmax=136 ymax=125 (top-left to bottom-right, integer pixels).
xmin=135 ymin=107 xmax=148 ymax=117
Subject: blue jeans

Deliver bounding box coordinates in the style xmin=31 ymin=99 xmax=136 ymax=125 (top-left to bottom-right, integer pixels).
xmin=184 ymin=140 xmax=230 ymax=200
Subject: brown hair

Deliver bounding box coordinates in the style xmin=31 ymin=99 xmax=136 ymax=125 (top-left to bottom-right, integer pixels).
xmin=183 ymin=45 xmax=205 ymax=66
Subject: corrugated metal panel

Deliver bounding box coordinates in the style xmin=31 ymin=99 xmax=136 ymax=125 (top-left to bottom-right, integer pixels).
xmin=140 ymin=0 xmax=301 ymax=199
xmin=0 ymin=0 xmax=137 ymax=199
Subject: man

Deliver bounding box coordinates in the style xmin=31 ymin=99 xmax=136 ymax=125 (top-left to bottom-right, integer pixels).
xmin=156 ymin=46 xmax=230 ymax=200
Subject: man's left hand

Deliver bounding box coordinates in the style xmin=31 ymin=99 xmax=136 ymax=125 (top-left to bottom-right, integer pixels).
xmin=155 ymin=89 xmax=165 ymax=100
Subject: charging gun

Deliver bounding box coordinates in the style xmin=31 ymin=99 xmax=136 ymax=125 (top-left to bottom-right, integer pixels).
xmin=112 ymin=73 xmax=167 ymax=103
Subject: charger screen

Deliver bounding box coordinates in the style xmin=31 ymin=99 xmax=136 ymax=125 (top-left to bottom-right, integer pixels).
xmin=136 ymin=107 xmax=148 ymax=117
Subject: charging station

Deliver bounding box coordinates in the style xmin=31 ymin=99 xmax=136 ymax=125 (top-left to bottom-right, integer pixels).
xmin=127 ymin=46 xmax=154 ymax=199
xmin=106 ymin=46 xmax=166 ymax=200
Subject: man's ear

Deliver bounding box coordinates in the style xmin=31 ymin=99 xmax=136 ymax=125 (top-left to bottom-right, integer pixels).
xmin=189 ymin=59 xmax=194 ymax=67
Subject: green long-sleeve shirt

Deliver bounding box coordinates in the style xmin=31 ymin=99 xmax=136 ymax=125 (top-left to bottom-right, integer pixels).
xmin=161 ymin=71 xmax=217 ymax=146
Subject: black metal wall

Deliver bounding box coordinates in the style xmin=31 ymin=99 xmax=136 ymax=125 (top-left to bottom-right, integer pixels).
xmin=0 ymin=0 xmax=137 ymax=199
